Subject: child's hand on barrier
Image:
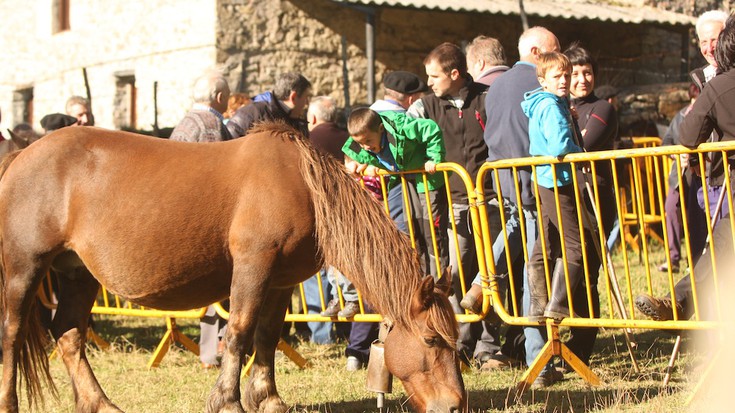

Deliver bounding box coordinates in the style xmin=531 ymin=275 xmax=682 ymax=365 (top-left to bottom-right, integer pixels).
xmin=345 ymin=159 xmax=368 ymax=178
xmin=424 ymin=161 xmax=437 ymax=174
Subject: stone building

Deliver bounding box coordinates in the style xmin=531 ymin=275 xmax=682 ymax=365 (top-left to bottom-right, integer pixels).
xmin=0 ymin=0 xmax=719 ymax=134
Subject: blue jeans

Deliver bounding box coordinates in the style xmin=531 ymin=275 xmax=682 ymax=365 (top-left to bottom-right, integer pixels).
xmin=471 ymin=198 xmax=521 ymax=288
xmin=325 ymin=266 xmax=358 ymax=302
xmin=516 ymin=206 xmax=554 ymax=374
xmin=387 ymin=184 xmax=408 ymax=233
xmin=302 ymin=270 xmax=333 ymax=344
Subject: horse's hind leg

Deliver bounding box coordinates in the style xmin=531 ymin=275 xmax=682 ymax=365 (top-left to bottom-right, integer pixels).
xmin=51 ymin=268 xmax=123 ymax=413
xmin=0 ymin=263 xmax=50 ymax=413
xmin=243 ymin=287 xmax=292 ymax=413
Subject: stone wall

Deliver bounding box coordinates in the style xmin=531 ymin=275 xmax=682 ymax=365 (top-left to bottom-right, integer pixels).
xmin=0 ymin=0 xmax=713 ymax=135
xmin=217 ymin=0 xmax=693 ymax=109
xmin=617 ymin=83 xmax=691 ymax=137
xmin=0 ymin=0 xmax=219 ymax=132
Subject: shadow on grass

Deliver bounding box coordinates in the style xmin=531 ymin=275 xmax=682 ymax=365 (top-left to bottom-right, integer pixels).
xmin=91 ymin=315 xmax=201 ymax=351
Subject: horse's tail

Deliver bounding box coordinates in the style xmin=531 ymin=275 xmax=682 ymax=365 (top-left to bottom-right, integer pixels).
xmin=0 ymin=149 xmax=57 ymax=408
xmin=284 ymin=125 xmax=422 ymax=326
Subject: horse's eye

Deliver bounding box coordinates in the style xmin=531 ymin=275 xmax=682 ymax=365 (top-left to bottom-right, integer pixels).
xmin=423 ymin=336 xmax=438 ymax=346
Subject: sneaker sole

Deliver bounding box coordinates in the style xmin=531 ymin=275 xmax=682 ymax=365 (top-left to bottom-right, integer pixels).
xmin=634 ymin=297 xmax=667 ymax=321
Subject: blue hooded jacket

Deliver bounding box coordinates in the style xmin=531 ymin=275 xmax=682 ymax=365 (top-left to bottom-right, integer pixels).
xmin=521 ymin=87 xmax=582 ymax=188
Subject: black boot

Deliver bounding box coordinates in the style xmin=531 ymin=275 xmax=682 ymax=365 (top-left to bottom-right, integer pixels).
xmin=544 ymin=258 xmax=583 ymax=320
xmin=527 ymin=262 xmax=548 ymax=322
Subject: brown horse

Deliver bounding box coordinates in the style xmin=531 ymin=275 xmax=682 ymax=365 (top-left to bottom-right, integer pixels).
xmin=0 ymin=123 xmax=465 ymax=413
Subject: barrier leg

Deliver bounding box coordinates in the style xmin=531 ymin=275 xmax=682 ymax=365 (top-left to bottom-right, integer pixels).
xmin=276 ymin=339 xmax=310 ymax=368
xmin=240 ymin=339 xmax=309 ymax=378
xmin=87 ymin=328 xmax=110 ymax=350
xmin=516 ymin=320 xmax=600 ymax=394
xmin=663 ymin=335 xmax=682 ymax=387
xmin=147 ymin=317 xmax=200 ymax=368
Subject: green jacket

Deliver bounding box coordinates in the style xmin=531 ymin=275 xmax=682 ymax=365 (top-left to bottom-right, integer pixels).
xmin=342 ymin=111 xmax=446 ymax=192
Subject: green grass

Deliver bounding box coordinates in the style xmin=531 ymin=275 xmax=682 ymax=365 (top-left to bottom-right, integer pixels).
xmin=15 ymin=318 xmax=705 ymax=412
xmin=15 ymin=241 xmax=718 ymax=412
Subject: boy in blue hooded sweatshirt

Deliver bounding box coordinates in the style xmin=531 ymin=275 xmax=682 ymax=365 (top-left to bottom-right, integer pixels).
xmin=521 ymin=51 xmax=584 ymax=321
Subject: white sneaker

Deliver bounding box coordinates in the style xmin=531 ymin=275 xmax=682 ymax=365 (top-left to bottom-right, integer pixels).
xmin=346 ymin=356 xmax=363 ymax=372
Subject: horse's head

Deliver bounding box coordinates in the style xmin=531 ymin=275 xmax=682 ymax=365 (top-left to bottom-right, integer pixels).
xmin=383 ymin=270 xmax=466 ymax=412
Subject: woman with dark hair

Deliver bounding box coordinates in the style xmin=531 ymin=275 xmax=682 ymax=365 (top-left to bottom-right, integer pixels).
xmin=561 ymin=43 xmax=619 ymax=368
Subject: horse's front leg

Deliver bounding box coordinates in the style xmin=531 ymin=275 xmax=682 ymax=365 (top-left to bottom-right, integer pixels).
xmin=51 ymin=268 xmax=123 ymax=413
xmin=206 ymin=262 xmax=273 ymax=413
xmin=243 ymin=287 xmax=292 ymax=413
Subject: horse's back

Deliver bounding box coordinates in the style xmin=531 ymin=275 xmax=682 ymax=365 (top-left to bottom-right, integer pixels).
xmin=0 ymin=126 xmax=317 ymax=308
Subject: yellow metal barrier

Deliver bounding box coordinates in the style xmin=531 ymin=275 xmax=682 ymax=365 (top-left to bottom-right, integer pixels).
xmin=619 ymin=137 xmax=669 ymax=255
xmin=473 ymin=140 xmax=735 ymax=393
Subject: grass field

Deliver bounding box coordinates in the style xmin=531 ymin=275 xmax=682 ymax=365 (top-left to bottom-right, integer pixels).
xmin=14 ymin=243 xmax=723 ymax=412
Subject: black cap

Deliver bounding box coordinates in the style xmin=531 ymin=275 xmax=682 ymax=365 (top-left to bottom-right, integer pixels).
xmin=383 ymin=71 xmax=427 ymax=94
xmin=595 ymin=85 xmax=619 ymax=100
xmin=40 ymin=113 xmax=78 ymax=131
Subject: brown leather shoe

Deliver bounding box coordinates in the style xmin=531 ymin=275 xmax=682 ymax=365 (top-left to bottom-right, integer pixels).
xmin=460 ymin=283 xmax=483 ymax=314
xmin=635 ymin=293 xmax=683 ymax=321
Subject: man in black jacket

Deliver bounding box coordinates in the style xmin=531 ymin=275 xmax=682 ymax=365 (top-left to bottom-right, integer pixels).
xmin=227 ymin=72 xmax=312 ymax=138
xmin=407 ymin=42 xmax=522 ymax=371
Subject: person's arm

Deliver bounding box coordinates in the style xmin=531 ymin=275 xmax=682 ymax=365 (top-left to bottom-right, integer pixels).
xmin=407 ymin=116 xmax=445 ymax=165
xmin=406 ymin=99 xmax=428 ymax=119
xmin=662 ymin=109 xmax=685 ymax=147
xmin=679 ymin=85 xmax=718 ymax=148
xmin=580 ymin=102 xmax=617 ymax=151
xmin=225 ymin=106 xmax=251 ymax=138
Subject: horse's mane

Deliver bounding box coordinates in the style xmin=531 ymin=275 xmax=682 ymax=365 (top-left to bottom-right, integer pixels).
xmin=250 ymin=121 xmax=431 ymax=328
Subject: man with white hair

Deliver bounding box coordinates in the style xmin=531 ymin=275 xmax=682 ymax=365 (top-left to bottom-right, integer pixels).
xmin=169 ymin=69 xmax=231 ymax=369
xmin=169 ymin=69 xmax=231 ymax=142
xmin=483 ymin=26 xmax=562 ymax=388
xmin=691 ymin=10 xmax=728 ymax=91
xmin=65 ymin=95 xmax=94 ymax=126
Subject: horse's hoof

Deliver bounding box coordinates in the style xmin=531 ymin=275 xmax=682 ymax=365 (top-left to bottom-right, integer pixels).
xmin=260 ymin=397 xmax=288 ymax=413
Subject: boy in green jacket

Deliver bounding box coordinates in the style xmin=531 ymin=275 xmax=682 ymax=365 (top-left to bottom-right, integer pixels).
xmin=342 ymin=107 xmax=447 ymax=275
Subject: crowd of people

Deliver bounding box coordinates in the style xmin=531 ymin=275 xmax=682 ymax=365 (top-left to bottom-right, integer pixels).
xmin=7 ymin=8 xmax=735 ymax=390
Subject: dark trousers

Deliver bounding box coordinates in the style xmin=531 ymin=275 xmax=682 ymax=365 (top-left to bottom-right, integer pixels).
xmin=345 ymin=303 xmax=379 ymax=362
xmin=674 ymin=214 xmax=734 ymax=319
xmin=530 ymin=185 xmax=583 ymax=270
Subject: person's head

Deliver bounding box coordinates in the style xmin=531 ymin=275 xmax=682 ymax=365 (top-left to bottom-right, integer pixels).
xmin=274 ymin=72 xmax=312 ymax=118
xmin=192 ymin=69 xmax=231 ymax=115
xmin=65 ymin=96 xmax=92 ymax=126
xmin=595 ymin=84 xmax=619 ymax=109
xmin=306 ymin=95 xmax=338 ymax=131
xmin=423 ymin=42 xmax=468 ymax=98
xmin=382 ymin=70 xmax=427 ymax=109
xmin=465 ymin=35 xmax=507 ymax=80
xmin=536 ymin=52 xmax=572 ymax=98
xmin=40 ymin=113 xmax=78 ymax=134
xmin=225 ymin=93 xmax=251 ymax=119
xmin=564 ymin=43 xmax=597 ymax=99
xmin=347 ymin=107 xmax=384 ymax=153
xmin=716 ymin=14 xmax=735 ymax=72
xmin=518 ymin=26 xmax=561 ymax=64
xmin=696 ymin=10 xmax=728 ymax=67
xmin=10 ymin=123 xmax=41 ymax=145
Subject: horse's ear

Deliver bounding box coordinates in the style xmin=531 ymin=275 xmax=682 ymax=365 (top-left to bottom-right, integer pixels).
xmin=412 ymin=275 xmax=435 ymax=313
xmin=435 ymin=266 xmax=453 ymax=296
